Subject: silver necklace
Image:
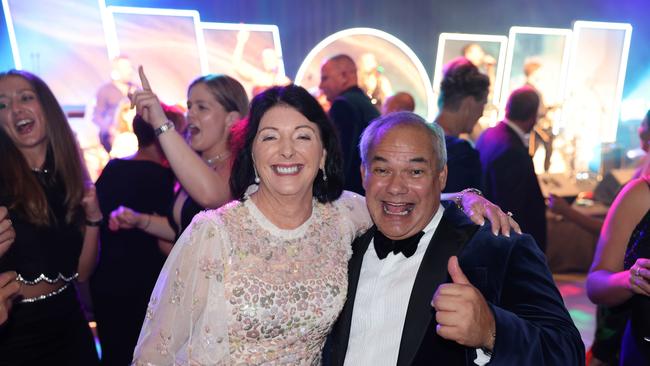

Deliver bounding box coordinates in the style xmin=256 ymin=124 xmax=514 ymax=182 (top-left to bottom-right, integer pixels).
xmin=31 ymin=167 xmax=49 ymax=174
xmin=205 ymin=152 xmax=230 ymax=166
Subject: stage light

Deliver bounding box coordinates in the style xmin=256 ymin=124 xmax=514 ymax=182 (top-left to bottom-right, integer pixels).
xmin=97 ymin=0 xmax=117 ymax=60
xmin=620 ymin=98 xmax=650 ymax=122
xmin=620 ymin=68 xmax=650 ymax=123
xmin=2 ymin=0 xmax=22 ymax=69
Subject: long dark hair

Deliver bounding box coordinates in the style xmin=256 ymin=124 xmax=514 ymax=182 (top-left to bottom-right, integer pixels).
xmin=0 ymin=70 xmax=89 ymax=226
xmin=229 ymin=84 xmax=344 ymax=203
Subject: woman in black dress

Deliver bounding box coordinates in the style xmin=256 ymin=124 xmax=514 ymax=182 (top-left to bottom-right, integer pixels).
xmin=588 ymin=174 xmax=650 ymax=365
xmin=0 ymin=69 xmax=101 ymax=365
xmin=90 ymin=106 xmax=184 ymax=365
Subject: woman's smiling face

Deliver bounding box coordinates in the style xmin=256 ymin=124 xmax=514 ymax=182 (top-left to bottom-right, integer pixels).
xmin=252 ymin=105 xmax=326 ymax=199
xmin=0 ymin=75 xmax=48 ymax=155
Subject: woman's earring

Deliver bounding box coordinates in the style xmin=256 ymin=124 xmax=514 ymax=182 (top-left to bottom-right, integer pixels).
xmin=321 ymin=168 xmax=327 ymax=182
xmin=254 ymin=165 xmax=261 ymax=184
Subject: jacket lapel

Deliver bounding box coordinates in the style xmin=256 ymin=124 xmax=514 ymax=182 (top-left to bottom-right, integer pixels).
xmin=397 ymin=204 xmax=479 ymax=366
xmin=331 ymin=226 xmax=375 ymax=365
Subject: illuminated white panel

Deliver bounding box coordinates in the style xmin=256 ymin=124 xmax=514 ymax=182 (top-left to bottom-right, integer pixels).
xmin=105 ymin=6 xmax=208 ymax=104
xmin=501 ymin=26 xmax=572 ymax=123
xmin=201 ymin=22 xmax=285 ymax=76
xmin=568 ymin=21 xmax=632 ymax=142
xmin=570 ymin=21 xmax=632 ymax=142
xmin=200 ymin=22 xmax=285 ymax=97
xmin=3 ymin=0 xmax=112 ymax=106
xmin=563 ymin=21 xmax=632 ymax=172
xmin=295 ymin=27 xmax=435 ymax=120
xmin=432 ymin=33 xmax=508 ymax=119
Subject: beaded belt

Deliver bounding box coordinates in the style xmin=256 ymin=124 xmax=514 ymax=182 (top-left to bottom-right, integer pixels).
xmin=20 ymin=283 xmax=69 ymax=303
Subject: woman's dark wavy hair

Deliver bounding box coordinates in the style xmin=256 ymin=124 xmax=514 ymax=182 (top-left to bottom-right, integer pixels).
xmin=229 ymin=84 xmax=344 ymax=203
xmin=438 ymin=57 xmax=490 ymax=111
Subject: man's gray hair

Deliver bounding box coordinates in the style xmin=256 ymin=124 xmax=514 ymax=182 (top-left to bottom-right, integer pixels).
xmin=359 ymin=111 xmax=447 ymax=172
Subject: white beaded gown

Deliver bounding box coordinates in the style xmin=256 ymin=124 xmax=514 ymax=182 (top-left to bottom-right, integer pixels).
xmin=132 ymin=191 xmax=371 ymax=365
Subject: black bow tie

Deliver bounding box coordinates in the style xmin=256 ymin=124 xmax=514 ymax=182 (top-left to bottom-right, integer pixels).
xmin=373 ymin=230 xmax=426 ymax=259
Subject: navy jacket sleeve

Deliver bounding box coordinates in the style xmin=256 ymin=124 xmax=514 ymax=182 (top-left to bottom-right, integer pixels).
xmin=486 ymin=234 xmax=584 ymax=365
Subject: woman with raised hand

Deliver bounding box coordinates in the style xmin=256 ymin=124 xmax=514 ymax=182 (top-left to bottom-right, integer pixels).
xmin=0 ymin=70 xmax=101 ymax=364
xmin=109 ymin=67 xmax=249 ymax=240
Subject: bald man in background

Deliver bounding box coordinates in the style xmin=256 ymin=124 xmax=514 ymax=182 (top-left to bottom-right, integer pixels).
xmin=320 ymin=54 xmax=380 ymax=194
xmin=381 ymin=92 xmax=415 ymax=115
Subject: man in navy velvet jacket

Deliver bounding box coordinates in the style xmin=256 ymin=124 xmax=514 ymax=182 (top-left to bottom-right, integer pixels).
xmin=327 ymin=112 xmax=584 ymax=365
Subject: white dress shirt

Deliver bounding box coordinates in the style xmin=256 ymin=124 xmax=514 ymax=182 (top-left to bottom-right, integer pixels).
xmin=343 ymin=205 xmax=490 ymax=366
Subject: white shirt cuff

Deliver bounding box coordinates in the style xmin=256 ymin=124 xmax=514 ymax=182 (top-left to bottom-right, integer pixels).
xmin=474 ymin=348 xmax=492 ymax=365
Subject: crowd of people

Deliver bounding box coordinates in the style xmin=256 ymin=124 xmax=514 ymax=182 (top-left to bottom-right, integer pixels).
xmin=0 ymin=45 xmax=647 ymax=366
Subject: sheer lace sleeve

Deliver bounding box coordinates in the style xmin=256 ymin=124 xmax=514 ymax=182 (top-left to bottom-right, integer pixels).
xmin=132 ymin=210 xmax=231 ymax=366
xmin=335 ymin=191 xmax=372 ymax=238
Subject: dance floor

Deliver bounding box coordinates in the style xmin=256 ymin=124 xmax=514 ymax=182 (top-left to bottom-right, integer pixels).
xmin=555 ymin=273 xmax=596 ymax=350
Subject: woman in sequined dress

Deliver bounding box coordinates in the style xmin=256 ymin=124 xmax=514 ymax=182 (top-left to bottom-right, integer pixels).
xmin=132 ymin=83 xmax=368 ymax=365
xmin=588 ymin=175 xmax=650 ymax=365
xmin=0 ymin=70 xmax=102 ymax=364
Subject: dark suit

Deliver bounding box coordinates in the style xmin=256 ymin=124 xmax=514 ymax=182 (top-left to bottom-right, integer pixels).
xmin=443 ymin=135 xmax=483 ymax=193
xmin=328 ymin=202 xmax=584 ymax=366
xmin=475 ymin=121 xmax=547 ymax=252
xmin=329 ymin=86 xmax=380 ymax=195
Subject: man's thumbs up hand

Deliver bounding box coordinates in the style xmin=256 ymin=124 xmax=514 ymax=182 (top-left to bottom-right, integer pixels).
xmin=431 ymin=256 xmax=496 ymax=350
xmin=448 ymin=255 xmax=470 ymax=285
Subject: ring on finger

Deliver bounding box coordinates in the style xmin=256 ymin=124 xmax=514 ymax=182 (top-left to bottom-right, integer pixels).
xmin=506 ymin=211 xmax=513 ymax=217
xmin=637 ymin=267 xmax=641 ymax=277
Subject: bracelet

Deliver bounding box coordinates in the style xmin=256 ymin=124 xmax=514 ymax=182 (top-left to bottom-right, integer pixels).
xmin=454 ymin=187 xmax=483 ymax=209
xmin=154 ymin=120 xmax=175 ymax=137
xmin=85 ymin=217 xmax=103 ymax=227
xmin=481 ymin=330 xmax=497 ymax=357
